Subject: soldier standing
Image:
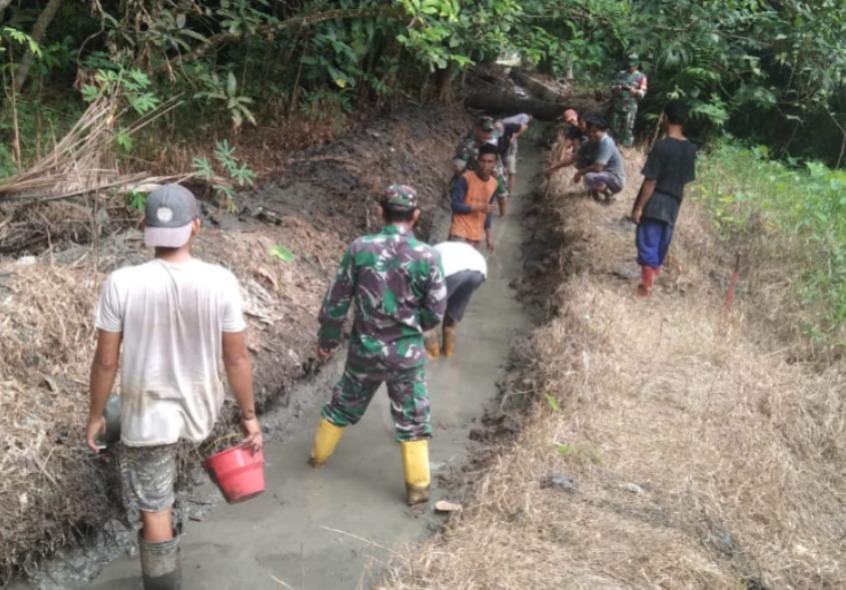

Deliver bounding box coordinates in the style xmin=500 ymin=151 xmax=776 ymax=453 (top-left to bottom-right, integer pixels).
xmin=308 ymin=185 xmax=447 ymax=506
xmin=610 ymin=54 xmax=648 ymax=148
xmin=453 ymin=115 xmax=510 ymax=216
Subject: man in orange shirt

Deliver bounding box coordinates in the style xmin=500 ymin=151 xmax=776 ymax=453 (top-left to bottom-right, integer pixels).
xmin=448 ymin=143 xmax=498 ymax=251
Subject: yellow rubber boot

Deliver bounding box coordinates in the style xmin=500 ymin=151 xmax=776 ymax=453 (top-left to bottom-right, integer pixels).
xmin=400 ymin=439 xmax=431 ymax=505
xmin=308 ymin=418 xmax=345 ymax=468
xmin=443 ymin=324 xmax=457 ymax=358
xmin=423 ymin=329 xmax=440 ymax=360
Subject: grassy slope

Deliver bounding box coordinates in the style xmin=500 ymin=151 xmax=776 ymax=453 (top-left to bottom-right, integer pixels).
xmin=379 ymin=142 xmax=846 ymax=590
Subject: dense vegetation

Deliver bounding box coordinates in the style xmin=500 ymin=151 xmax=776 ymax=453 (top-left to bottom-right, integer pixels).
xmin=2 ymin=0 xmax=846 ymax=340
xmin=1 ymin=1 xmax=845 ymax=165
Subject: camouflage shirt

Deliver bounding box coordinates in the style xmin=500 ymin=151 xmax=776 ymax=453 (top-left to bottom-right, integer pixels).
xmin=318 ymin=224 xmax=447 ymax=370
xmin=611 ymin=69 xmax=648 ymax=112
xmin=453 ymin=132 xmax=509 ymax=199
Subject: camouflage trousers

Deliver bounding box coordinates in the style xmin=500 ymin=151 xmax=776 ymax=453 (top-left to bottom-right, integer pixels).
xmin=322 ymin=361 xmax=431 ymax=442
xmin=610 ymin=106 xmax=637 ymax=147
xmin=119 ymin=443 xmax=177 ymax=517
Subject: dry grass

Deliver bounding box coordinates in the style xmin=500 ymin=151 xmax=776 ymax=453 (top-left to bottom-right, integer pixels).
xmin=379 ymin=139 xmax=846 ymax=589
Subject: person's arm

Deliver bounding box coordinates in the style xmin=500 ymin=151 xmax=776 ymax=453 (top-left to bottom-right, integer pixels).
xmin=634 ymin=74 xmax=647 ymax=98
xmin=484 ymin=207 xmax=494 ymax=250
xmin=631 ymin=179 xmax=657 ymax=224
xmin=86 ymin=330 xmax=122 ymax=452
xmin=577 ymin=139 xmax=612 ymax=175
xmin=452 ymin=176 xmax=496 ymax=214
xmin=611 ymin=72 xmax=624 ymax=93
xmin=219 ymin=274 xmax=261 ymax=451
xmin=631 ymin=145 xmax=662 ymax=223
xmin=419 ymin=255 xmax=447 ymax=331
xmin=513 ymin=123 xmax=529 ymax=140
xmin=548 ymin=154 xmax=578 ymax=173
xmin=451 ymin=176 xmax=473 ymax=214
xmin=317 ymin=246 xmax=356 ymax=359
xmin=453 ymin=143 xmax=470 ymax=176
xmin=222 ymin=331 xmax=262 ymax=452
xmin=577 ymin=162 xmax=606 ymax=175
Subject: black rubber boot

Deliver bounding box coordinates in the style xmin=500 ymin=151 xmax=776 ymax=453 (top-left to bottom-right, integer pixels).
xmin=139 ymin=531 xmax=182 ymax=590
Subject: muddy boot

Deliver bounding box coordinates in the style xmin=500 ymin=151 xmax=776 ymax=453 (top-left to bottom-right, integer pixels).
xmin=423 ymin=329 xmax=440 ymax=360
xmin=308 ymin=417 xmax=345 ymax=468
xmin=139 ymin=532 xmax=181 ymax=590
xmin=635 ymin=265 xmax=655 ymax=297
xmin=400 ymin=439 xmax=430 ymax=506
xmin=442 ymin=324 xmax=457 ymax=358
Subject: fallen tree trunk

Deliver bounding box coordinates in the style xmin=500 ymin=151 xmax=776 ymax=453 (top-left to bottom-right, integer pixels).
xmin=463 ymin=92 xmax=598 ymax=121
xmin=510 ymin=69 xmax=570 ymax=103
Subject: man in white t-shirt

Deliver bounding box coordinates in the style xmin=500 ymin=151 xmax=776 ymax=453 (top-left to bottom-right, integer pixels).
xmin=85 ymin=184 xmax=262 ymax=590
xmin=423 ymin=241 xmax=487 ymax=359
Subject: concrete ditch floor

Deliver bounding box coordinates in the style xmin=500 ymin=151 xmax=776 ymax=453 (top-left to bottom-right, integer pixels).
xmin=72 ymin=147 xmax=538 ymax=590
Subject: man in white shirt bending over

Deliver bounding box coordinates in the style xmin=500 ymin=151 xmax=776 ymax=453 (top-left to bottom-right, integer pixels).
xmin=85 ymin=184 xmax=262 ymax=590
xmin=423 ymin=241 xmax=488 ymax=359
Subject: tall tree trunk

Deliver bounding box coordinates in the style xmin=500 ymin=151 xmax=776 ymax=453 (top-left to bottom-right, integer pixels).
xmin=15 ymin=0 xmax=64 ymax=92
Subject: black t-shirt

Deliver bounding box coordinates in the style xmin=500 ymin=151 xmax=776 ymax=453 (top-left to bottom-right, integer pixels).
xmin=497 ymin=123 xmax=522 ymax=160
xmin=641 ymin=137 xmax=697 ymax=225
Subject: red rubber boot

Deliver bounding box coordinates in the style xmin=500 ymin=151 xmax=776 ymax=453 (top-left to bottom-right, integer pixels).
xmin=635 ymin=266 xmax=655 ymax=297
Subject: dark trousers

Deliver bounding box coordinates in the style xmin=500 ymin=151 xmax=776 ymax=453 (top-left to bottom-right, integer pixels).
xmin=445 ymin=270 xmax=486 ymax=323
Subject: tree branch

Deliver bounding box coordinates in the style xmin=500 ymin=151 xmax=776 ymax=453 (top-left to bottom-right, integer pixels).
xmin=16 ymin=0 xmax=64 ymax=92
xmin=158 ymin=5 xmax=405 ymax=74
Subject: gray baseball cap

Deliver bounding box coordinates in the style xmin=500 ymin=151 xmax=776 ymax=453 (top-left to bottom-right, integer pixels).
xmin=144 ymin=184 xmax=199 ymax=248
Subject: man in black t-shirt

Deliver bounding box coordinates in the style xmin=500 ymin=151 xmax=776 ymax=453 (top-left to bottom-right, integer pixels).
xmin=630 ymin=101 xmax=697 ymax=296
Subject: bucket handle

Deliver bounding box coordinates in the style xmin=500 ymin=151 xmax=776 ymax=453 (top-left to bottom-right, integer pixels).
xmin=202 ymin=433 xmax=242 ymax=457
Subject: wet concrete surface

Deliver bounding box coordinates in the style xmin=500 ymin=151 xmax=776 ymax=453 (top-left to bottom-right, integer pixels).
xmin=34 ymin=146 xmax=539 ymax=590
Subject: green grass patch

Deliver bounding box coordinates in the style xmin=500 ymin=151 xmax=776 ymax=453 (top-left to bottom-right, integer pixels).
xmin=693 ymin=141 xmax=846 ymax=344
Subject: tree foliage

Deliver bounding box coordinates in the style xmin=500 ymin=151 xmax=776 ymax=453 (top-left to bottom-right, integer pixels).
xmin=2 ymin=0 xmax=846 ymax=167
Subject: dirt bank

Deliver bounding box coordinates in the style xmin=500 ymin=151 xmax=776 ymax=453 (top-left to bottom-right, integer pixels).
xmin=0 ymin=104 xmax=470 ymax=587
xmin=379 ymin=135 xmax=846 ymax=589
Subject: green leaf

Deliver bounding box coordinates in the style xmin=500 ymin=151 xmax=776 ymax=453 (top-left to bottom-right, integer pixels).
xmin=226 ymin=72 xmax=237 ymax=98
xmin=556 ymin=443 xmax=573 ymax=456
xmin=545 ymin=394 xmax=560 ymax=412
xmin=269 ymin=245 xmax=295 ymax=262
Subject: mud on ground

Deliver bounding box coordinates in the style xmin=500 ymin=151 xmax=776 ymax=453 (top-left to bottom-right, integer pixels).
xmin=379 ymin=130 xmax=846 ymax=589
xmin=0 ymin=103 xmax=469 ymax=586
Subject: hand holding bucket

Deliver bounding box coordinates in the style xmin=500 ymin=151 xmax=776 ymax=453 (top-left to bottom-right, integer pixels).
xmin=203 ymin=433 xmax=266 ymax=504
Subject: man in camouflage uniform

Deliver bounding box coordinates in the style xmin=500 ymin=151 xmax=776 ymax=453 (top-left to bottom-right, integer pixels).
xmin=610 ymin=53 xmax=648 ymax=148
xmin=308 ymin=184 xmax=447 ymax=506
xmin=453 ymin=115 xmax=510 ymax=216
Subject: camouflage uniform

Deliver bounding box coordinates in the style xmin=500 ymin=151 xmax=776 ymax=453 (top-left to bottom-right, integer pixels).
xmin=610 ymin=66 xmax=648 ymax=147
xmin=118 ymin=444 xmax=177 ymax=518
xmin=453 ymin=123 xmax=509 ymax=201
xmin=318 ymin=185 xmax=447 ymax=441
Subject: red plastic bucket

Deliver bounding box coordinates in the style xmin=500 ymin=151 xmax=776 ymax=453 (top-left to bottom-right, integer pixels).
xmin=203 ymin=446 xmax=266 ymax=504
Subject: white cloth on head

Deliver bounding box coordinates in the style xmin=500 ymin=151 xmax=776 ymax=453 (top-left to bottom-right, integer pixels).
xmin=434 ymin=241 xmax=488 ymax=279
xmin=96 ymin=259 xmax=246 ymax=446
